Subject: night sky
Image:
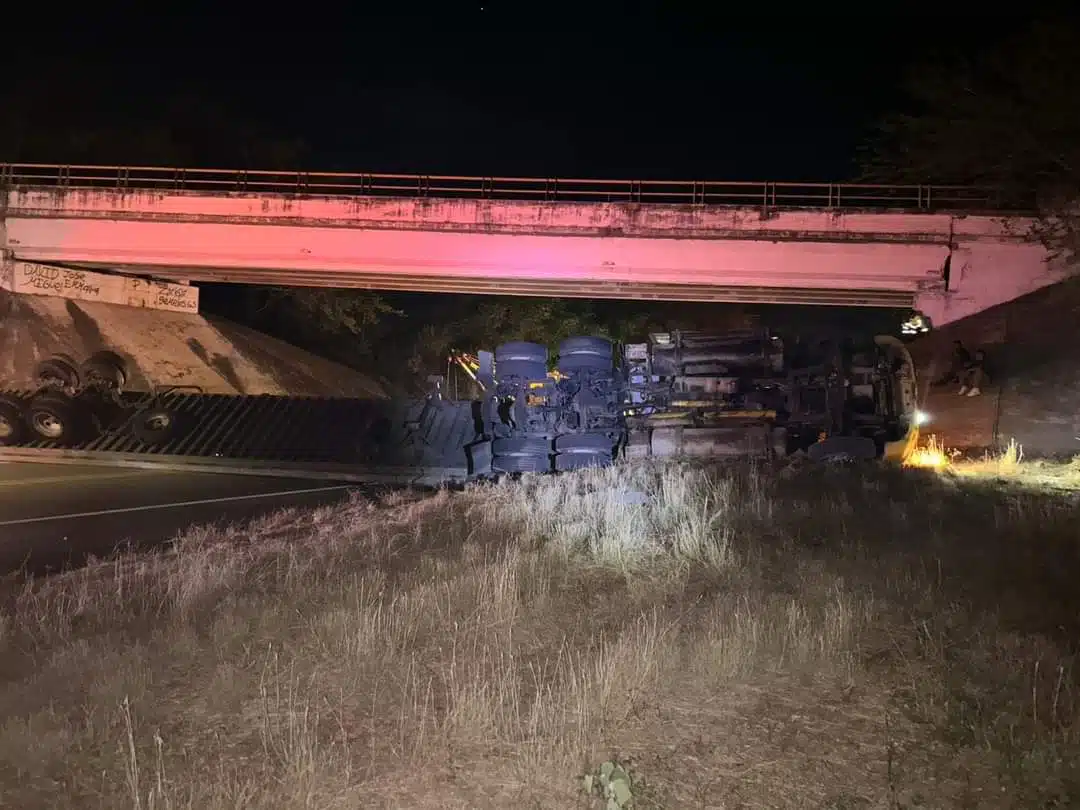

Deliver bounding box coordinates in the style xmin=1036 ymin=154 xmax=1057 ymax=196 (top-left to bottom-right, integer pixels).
xmin=3 ymin=5 xmax=1047 ymax=181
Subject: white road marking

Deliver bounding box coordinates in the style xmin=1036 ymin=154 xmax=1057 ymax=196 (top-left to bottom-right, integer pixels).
xmin=0 ymin=485 xmax=353 ymax=527
xmin=0 ymin=471 xmax=158 ymax=489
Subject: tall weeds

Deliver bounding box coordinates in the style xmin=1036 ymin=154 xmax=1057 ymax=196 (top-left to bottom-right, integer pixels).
xmin=1 ymin=458 xmax=1077 ymax=808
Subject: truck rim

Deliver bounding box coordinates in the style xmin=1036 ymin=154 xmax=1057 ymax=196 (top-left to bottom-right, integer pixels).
xmin=145 ymin=413 xmax=172 ymax=431
xmin=33 ymin=412 xmax=64 ymax=439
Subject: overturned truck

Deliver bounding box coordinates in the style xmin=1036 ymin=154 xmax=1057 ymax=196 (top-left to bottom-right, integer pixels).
xmin=0 ymin=329 xmax=918 ymax=482
xmin=473 ymin=328 xmax=918 ymax=474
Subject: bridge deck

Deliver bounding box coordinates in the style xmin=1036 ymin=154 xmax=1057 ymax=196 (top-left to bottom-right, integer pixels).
xmin=0 ymin=163 xmax=1049 ymax=316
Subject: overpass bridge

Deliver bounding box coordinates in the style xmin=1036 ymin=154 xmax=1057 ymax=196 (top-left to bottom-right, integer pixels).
xmin=0 ymin=164 xmax=1065 ymax=327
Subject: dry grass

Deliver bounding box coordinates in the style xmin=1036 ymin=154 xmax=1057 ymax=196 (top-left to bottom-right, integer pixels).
xmin=909 ymin=433 xmax=1080 ymax=493
xmin=1 ymin=459 xmax=1079 ymax=808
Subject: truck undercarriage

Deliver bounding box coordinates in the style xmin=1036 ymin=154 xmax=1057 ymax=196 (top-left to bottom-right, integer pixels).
xmin=469 ymin=328 xmax=918 ymax=474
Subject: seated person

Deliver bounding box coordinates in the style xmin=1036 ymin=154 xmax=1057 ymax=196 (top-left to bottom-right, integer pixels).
xmin=958 ymin=349 xmax=989 ymax=397
xmin=933 ymin=340 xmax=971 ymax=386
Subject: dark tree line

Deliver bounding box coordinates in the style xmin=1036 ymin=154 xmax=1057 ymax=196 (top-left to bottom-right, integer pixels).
xmin=860 ymin=12 xmax=1080 ymax=267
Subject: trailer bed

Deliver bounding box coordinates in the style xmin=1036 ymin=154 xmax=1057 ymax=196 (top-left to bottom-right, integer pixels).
xmin=0 ymin=390 xmax=480 ymax=485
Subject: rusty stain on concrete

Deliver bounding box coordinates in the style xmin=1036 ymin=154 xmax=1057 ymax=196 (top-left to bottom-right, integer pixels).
xmin=5 ymin=187 xmax=998 ymax=241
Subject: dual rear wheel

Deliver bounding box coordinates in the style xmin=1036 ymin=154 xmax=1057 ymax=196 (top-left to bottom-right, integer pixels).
xmin=553 ymin=337 xmax=617 ymax=470
xmin=488 ymin=433 xmax=618 ymax=475
xmin=31 ymin=350 xmax=128 ymax=391
xmin=0 ymin=350 xmax=182 ymax=447
xmin=0 ymin=392 xmax=84 ymax=445
xmin=489 ymin=337 xmax=618 ymax=476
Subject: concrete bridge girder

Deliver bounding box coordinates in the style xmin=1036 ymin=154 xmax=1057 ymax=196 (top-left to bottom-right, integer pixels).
xmin=0 ymin=186 xmax=1061 ymax=326
xmin=5 ymin=216 xmax=950 ymax=287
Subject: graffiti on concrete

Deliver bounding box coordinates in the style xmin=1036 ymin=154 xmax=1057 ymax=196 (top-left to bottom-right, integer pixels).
xmin=18 ymin=264 xmax=103 ymax=298
xmin=152 ymin=284 xmax=199 ymax=311
xmin=125 ymin=277 xmax=199 ymax=312
xmin=7 ymin=261 xmax=200 ymax=313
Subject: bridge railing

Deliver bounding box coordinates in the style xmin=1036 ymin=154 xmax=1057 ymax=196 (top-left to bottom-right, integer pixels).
xmin=0 ymin=163 xmax=1022 ymax=211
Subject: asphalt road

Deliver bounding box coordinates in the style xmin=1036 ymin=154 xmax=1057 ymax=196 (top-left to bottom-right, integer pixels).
xmin=0 ymin=462 xmax=362 ymax=575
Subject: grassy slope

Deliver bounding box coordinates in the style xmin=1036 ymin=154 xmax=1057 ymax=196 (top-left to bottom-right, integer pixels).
xmin=1 ymin=459 xmax=1079 ymax=809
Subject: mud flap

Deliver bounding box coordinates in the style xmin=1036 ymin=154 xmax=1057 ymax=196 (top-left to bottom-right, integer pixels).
xmin=466 ymin=438 xmax=493 ymax=476
xmin=884 ymin=425 xmax=919 ymax=464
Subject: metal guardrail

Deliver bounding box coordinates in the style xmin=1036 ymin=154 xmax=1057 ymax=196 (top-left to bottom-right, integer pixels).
xmin=0 ymin=162 xmax=1024 ymax=211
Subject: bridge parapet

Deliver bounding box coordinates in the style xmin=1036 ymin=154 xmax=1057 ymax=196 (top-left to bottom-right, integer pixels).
xmin=0 ymin=162 xmax=1023 ymax=211
xmin=3 ymin=166 xmax=1035 ymax=246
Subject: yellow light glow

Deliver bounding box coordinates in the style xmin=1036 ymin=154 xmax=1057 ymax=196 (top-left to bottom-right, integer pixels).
xmin=903 ymin=434 xmax=953 ymax=470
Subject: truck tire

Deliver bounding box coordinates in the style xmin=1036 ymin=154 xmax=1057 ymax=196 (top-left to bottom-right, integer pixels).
xmin=81 ymin=350 xmax=128 ymax=390
xmin=495 ymin=342 xmax=548 ymax=380
xmin=131 ymin=407 xmax=185 ymax=446
xmin=491 ymin=435 xmax=552 ymax=474
xmin=35 ymin=355 xmax=81 ymax=389
xmin=27 ymin=393 xmax=81 ymax=444
xmin=495 ymin=342 xmax=548 ymax=365
xmin=492 ymin=436 xmax=552 ymax=456
xmin=492 ymin=453 xmax=552 ymax=474
xmin=0 ymin=397 xmax=27 ymax=445
xmin=554 ymin=433 xmax=616 ymax=469
xmin=557 ymin=336 xmax=613 ymax=372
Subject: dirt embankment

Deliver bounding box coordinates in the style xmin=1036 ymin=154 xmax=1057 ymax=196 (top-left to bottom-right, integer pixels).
xmin=0 ymin=291 xmax=387 ymax=398
xmin=909 ymin=276 xmax=1080 ymax=456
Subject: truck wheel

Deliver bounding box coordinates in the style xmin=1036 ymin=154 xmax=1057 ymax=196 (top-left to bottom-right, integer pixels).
xmin=27 ymin=393 xmax=81 ymax=444
xmin=81 ymin=350 xmax=128 ymax=390
xmin=554 ymin=433 xmax=615 ymax=469
xmin=131 ymin=407 xmax=184 ymax=446
xmin=491 ymin=436 xmax=552 ymax=473
xmin=35 ymin=355 xmax=81 ymax=389
xmin=495 ymin=341 xmax=547 ymax=365
xmin=557 ymin=336 xmax=612 ymax=372
xmin=0 ymin=397 xmax=27 ymax=445
xmin=495 ymin=342 xmax=548 ymax=380
xmin=492 ymin=453 xmax=552 ymax=474
xmin=492 ymin=436 xmax=552 ymax=456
